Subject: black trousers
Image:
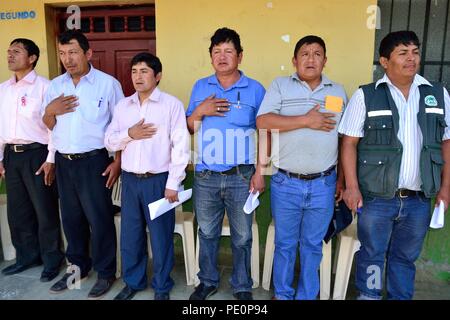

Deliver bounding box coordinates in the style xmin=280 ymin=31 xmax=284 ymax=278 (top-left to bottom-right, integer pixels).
xmin=55 ymin=149 xmax=116 ymax=279
xmin=4 ymin=146 xmax=63 ymax=270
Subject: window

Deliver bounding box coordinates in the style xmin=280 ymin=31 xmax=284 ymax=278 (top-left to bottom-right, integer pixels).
xmin=374 ymin=0 xmax=450 ymax=90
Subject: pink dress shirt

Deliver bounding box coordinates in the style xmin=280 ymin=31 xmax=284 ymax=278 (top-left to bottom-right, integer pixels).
xmin=0 ymin=70 xmax=54 ymax=163
xmin=105 ymin=88 xmax=190 ymax=191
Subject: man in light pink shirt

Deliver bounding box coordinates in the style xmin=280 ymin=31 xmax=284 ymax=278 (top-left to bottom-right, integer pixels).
xmin=0 ymin=39 xmax=63 ymax=281
xmin=105 ymin=52 xmax=190 ymax=300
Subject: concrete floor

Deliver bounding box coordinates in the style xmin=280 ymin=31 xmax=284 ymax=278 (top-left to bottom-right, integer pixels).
xmin=0 ymin=246 xmax=449 ymax=300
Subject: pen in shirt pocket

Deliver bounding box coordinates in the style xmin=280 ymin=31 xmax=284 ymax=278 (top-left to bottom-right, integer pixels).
xmin=236 ymin=91 xmax=241 ymax=109
xmin=97 ymin=98 xmax=103 ymax=108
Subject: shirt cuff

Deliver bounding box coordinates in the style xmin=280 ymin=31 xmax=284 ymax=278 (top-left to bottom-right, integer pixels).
xmin=46 ymin=150 xmax=55 ymax=163
xmin=120 ymin=129 xmax=133 ymax=143
xmin=165 ymin=177 xmax=180 ymax=191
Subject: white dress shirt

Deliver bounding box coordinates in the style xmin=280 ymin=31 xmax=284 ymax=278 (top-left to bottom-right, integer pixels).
xmin=42 ymin=65 xmax=124 ymax=154
xmin=0 ymin=70 xmax=54 ymax=162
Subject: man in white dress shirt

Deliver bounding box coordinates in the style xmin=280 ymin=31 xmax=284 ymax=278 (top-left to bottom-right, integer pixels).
xmin=339 ymin=31 xmax=450 ymax=300
xmin=42 ymin=30 xmax=124 ymax=299
xmin=0 ymin=38 xmax=63 ymax=282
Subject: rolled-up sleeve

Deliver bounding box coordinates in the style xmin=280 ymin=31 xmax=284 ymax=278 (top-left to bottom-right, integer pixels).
xmin=337 ymin=88 xmax=366 ymax=138
xmin=443 ymin=87 xmax=450 ymax=141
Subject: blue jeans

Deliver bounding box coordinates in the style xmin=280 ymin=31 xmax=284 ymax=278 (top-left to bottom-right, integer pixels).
xmin=271 ymin=170 xmax=336 ymax=300
xmin=193 ymin=165 xmax=255 ymax=293
xmin=120 ymin=171 xmax=175 ymax=293
xmin=355 ymin=194 xmax=431 ymax=300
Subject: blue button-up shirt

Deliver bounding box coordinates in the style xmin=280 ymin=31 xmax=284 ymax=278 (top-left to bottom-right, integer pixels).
xmin=186 ymin=72 xmax=265 ymax=172
xmin=42 ymin=65 xmax=124 ymax=154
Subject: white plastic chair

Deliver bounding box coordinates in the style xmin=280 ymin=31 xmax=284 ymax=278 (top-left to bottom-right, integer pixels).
xmin=0 ymin=194 xmax=16 ymax=261
xmin=114 ymin=179 xmax=196 ymax=285
xmin=332 ymin=217 xmax=360 ymax=300
xmin=194 ymin=213 xmax=260 ymax=289
xmin=261 ymin=219 xmax=332 ymax=300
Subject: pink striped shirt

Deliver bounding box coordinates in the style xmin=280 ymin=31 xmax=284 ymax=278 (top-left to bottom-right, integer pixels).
xmin=0 ymin=70 xmax=54 ymax=162
xmin=104 ymin=88 xmax=190 ymax=191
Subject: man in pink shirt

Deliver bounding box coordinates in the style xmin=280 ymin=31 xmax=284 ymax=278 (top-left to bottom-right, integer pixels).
xmin=105 ymin=52 xmax=190 ymax=300
xmin=0 ymin=38 xmax=63 ymax=281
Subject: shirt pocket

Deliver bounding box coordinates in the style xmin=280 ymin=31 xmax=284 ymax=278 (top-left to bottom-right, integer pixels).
xmin=227 ymin=102 xmax=256 ymax=127
xmin=364 ymin=116 xmax=393 ymax=145
xmin=80 ymin=99 xmax=104 ymax=123
xmin=18 ymin=96 xmax=41 ymax=119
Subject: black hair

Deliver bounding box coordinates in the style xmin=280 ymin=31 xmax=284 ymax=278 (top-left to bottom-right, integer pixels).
xmin=131 ymin=52 xmax=162 ymax=85
xmin=379 ymin=30 xmax=421 ymax=59
xmin=294 ymin=35 xmax=327 ymax=57
xmin=209 ymin=27 xmax=243 ymax=55
xmin=58 ymin=29 xmax=90 ymax=53
xmin=10 ymin=38 xmax=40 ymax=69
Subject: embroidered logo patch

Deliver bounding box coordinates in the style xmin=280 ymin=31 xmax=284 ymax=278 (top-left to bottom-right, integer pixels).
xmin=425 ymin=95 xmax=438 ymax=107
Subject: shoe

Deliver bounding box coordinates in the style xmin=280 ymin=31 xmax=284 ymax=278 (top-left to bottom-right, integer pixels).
xmin=40 ymin=269 xmax=60 ymax=282
xmin=49 ymin=272 xmax=88 ymax=294
xmin=233 ymin=291 xmax=253 ymax=300
xmin=114 ymin=285 xmax=138 ymax=300
xmin=1 ymin=261 xmax=42 ymax=276
xmin=88 ymin=277 xmax=116 ymax=299
xmin=189 ymin=283 xmax=218 ymax=300
xmin=154 ymin=292 xmax=170 ymax=300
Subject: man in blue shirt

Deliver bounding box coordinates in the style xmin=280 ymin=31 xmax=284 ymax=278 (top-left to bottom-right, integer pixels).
xmin=186 ymin=28 xmax=266 ymax=300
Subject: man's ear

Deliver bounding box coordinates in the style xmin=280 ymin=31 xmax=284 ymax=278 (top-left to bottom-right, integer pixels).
xmin=238 ymin=52 xmax=243 ymax=64
xmin=379 ymin=56 xmax=388 ymax=69
xmin=85 ymin=48 xmax=93 ymax=61
xmin=28 ymin=54 xmax=37 ymax=67
xmin=156 ymin=72 xmax=162 ymax=83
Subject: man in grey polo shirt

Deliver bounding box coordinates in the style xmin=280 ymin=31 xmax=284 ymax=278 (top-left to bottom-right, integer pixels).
xmin=256 ymin=35 xmax=347 ymax=300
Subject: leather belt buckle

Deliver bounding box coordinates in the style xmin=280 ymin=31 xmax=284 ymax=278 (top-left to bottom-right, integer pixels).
xmin=398 ymin=189 xmax=409 ymax=198
xmin=13 ymin=145 xmax=24 ymax=153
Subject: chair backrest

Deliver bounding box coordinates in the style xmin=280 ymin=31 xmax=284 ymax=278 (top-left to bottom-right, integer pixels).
xmin=112 ymin=177 xmax=122 ymax=207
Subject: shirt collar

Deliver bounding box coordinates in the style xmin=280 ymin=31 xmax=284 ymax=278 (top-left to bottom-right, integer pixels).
xmin=375 ymin=73 xmax=432 ymax=89
xmin=129 ymin=87 xmax=161 ymax=105
xmin=291 ymin=72 xmax=333 ymax=87
xmin=9 ymin=70 xmax=37 ymax=85
xmin=207 ymin=71 xmax=249 ymax=89
xmin=63 ymin=63 xmax=96 ymax=84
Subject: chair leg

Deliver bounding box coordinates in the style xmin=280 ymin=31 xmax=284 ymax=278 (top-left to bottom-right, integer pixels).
xmin=0 ymin=197 xmax=16 ymax=261
xmin=251 ymin=218 xmax=260 ymax=288
xmin=332 ymin=235 xmax=341 ymax=274
xmin=194 ymin=231 xmax=200 ymax=286
xmin=332 ymin=236 xmax=359 ymax=300
xmin=183 ymin=218 xmax=196 ymax=286
xmin=262 ymin=222 xmax=275 ymax=291
xmin=320 ymin=239 xmax=332 ymax=300
xmin=114 ymin=215 xmax=121 ymax=279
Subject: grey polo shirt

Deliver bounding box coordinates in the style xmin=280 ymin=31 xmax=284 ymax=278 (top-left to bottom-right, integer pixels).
xmin=257 ymin=73 xmax=347 ymax=174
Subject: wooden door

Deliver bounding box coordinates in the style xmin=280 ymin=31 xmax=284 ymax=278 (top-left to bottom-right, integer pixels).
xmin=57 ymin=6 xmax=156 ymax=96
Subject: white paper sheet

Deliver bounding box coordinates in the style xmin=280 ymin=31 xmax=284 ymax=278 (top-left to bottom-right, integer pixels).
xmin=148 ymin=189 xmax=192 ymax=220
xmin=430 ymin=200 xmax=445 ymax=229
xmin=243 ymin=191 xmax=260 ymax=214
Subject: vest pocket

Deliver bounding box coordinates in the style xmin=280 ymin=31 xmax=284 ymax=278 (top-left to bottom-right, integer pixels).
xmin=430 ymin=152 xmax=444 ymax=193
xmin=358 ymin=155 xmax=387 ymax=194
xmin=365 ymin=118 xmax=393 ymax=145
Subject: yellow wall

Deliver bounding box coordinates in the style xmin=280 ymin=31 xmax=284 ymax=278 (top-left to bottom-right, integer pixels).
xmin=157 ymin=0 xmax=377 ymax=103
xmin=0 ymin=0 xmax=376 ymax=102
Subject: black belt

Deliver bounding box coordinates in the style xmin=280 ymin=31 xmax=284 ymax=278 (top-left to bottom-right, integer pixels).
xmin=277 ymin=165 xmax=336 ymax=181
xmin=8 ymin=142 xmax=46 ymax=153
xmin=59 ymin=148 xmax=105 ymax=160
xmin=125 ymin=171 xmax=167 ymax=179
xmin=212 ymin=164 xmax=254 ymax=176
xmin=395 ymin=189 xmax=424 ymax=198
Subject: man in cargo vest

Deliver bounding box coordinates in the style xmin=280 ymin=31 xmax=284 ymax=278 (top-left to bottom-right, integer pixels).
xmin=339 ymin=31 xmax=450 ymax=300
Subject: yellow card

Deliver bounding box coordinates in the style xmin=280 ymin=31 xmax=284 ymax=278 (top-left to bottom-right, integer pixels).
xmin=325 ymin=96 xmax=343 ymax=112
